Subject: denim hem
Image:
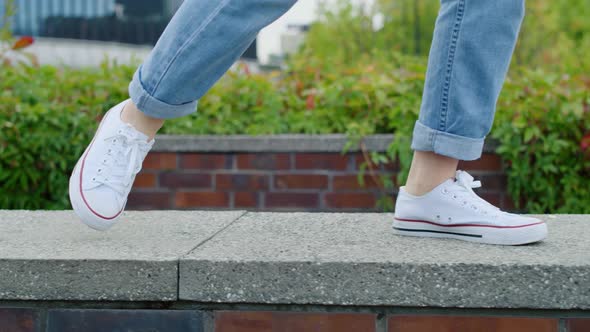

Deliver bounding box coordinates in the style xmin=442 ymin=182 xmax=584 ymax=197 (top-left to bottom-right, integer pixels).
xmin=128 ymin=67 xmax=198 ymax=119
xmin=410 ymin=120 xmax=484 ymax=161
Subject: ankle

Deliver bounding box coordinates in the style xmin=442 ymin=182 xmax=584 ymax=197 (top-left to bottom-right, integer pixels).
xmin=120 ymin=100 xmax=164 ymax=140
xmin=404 ymin=178 xmax=451 ymax=196
xmin=403 ymin=151 xmax=458 ymax=196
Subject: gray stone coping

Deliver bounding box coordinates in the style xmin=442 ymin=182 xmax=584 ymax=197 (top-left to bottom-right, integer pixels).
xmin=0 ymin=210 xmax=243 ymax=301
xmin=1 ymin=211 xmax=587 ymax=309
xmin=153 ymin=134 xmax=498 ymax=153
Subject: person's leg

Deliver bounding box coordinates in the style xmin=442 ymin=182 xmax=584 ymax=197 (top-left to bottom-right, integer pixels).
xmin=128 ymin=0 xmax=296 ymax=121
xmin=69 ymin=0 xmax=296 ymax=230
xmin=123 ymin=0 xmax=297 ymax=138
xmin=405 ymin=0 xmax=526 ymax=195
xmin=120 ymin=102 xmax=163 ymax=140
xmin=393 ymin=0 xmax=548 ymax=245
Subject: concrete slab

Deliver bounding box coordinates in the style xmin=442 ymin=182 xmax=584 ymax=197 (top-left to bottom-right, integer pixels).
xmin=0 ymin=210 xmax=243 ymax=301
xmin=179 ymin=213 xmax=590 ymax=309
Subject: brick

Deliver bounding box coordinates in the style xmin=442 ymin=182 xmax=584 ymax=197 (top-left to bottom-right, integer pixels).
xmin=325 ymin=193 xmax=376 ymax=209
xmin=127 ymin=192 xmax=171 ymax=210
xmin=159 ymin=173 xmax=212 ymax=189
xmin=234 ymin=192 xmax=259 ymax=208
xmin=567 ymin=318 xmax=590 ymax=332
xmin=0 ymin=308 xmax=38 ymax=332
xmin=180 ymin=154 xmax=230 ymax=170
xmin=332 ymin=175 xmax=381 ymax=191
xmin=215 ymin=311 xmax=272 ymax=332
xmin=215 ymin=311 xmax=375 ymax=332
xmin=388 ymin=315 xmax=557 ymax=332
xmin=265 ymin=193 xmax=319 ymax=209
xmin=459 ymin=153 xmax=503 ymax=172
xmin=175 ymin=192 xmax=229 ymax=208
xmin=295 ymin=153 xmax=348 ymax=170
xmin=216 ymin=174 xmax=269 ymax=191
xmin=143 ymin=152 xmax=177 ymax=170
xmin=47 ymin=309 xmax=203 ymax=332
xmin=133 ymin=172 xmax=156 ymax=188
xmin=274 ymin=174 xmax=328 ymax=190
xmin=237 ymin=154 xmax=290 ymax=170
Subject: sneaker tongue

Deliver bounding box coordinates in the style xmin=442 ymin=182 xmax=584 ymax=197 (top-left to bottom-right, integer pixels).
xmin=452 ymin=170 xmax=500 ymax=211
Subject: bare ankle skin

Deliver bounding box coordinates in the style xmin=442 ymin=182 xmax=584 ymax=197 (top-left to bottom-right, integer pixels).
xmin=403 ymin=151 xmax=459 ymax=196
xmin=120 ymin=100 xmax=164 ymax=140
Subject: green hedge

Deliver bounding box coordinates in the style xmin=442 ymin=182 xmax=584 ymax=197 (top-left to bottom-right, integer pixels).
xmin=0 ymin=63 xmax=132 ymax=209
xmin=1 ymin=55 xmax=589 ymax=212
xmin=493 ymin=70 xmax=590 ymax=213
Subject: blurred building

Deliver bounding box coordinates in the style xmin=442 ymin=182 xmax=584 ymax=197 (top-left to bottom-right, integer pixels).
xmin=1 ymin=0 xmax=256 ymax=63
xmin=264 ymin=23 xmax=309 ymax=68
xmin=280 ymin=24 xmax=309 ymax=56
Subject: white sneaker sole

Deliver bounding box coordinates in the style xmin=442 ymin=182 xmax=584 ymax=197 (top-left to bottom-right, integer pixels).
xmin=68 ymin=108 xmax=125 ymax=231
xmin=392 ymin=217 xmax=547 ymax=245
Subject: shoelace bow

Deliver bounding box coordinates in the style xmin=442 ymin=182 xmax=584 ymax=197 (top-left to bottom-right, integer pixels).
xmin=452 ymin=170 xmax=500 ymax=212
xmin=99 ymin=127 xmax=152 ymax=195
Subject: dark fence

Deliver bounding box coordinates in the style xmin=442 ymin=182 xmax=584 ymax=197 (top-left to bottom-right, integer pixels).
xmin=3 ymin=0 xmax=257 ymax=59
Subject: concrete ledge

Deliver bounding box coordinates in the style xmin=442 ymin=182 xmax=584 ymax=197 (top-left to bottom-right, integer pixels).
xmin=153 ymin=134 xmax=499 ymax=153
xmin=0 ymin=210 xmax=243 ymax=301
xmin=0 ymin=211 xmax=587 ymax=309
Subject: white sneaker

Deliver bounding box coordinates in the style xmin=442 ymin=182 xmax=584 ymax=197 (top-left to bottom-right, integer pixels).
xmin=69 ymin=100 xmax=154 ymax=231
xmin=393 ymin=170 xmax=547 ymax=245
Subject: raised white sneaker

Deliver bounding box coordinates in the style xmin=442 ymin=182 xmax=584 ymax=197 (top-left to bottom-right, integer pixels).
xmin=393 ymin=170 xmax=547 ymax=245
xmin=69 ymin=100 xmax=154 ymax=231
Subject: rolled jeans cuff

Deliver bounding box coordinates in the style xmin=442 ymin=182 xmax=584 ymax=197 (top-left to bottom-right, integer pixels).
xmin=128 ymin=67 xmax=198 ymax=119
xmin=410 ymin=120 xmax=485 ymax=161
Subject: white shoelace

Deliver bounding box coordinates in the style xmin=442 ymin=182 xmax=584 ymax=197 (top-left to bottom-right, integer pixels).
xmin=447 ymin=170 xmax=500 ymax=215
xmin=96 ymin=126 xmax=153 ymax=195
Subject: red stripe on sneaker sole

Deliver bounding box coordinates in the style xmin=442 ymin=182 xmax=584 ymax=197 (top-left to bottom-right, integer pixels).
xmin=78 ymin=109 xmax=124 ymax=221
xmin=393 ymin=217 xmax=544 ymax=229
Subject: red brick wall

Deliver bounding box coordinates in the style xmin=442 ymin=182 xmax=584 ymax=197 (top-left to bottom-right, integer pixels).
xmin=128 ymin=152 xmax=513 ymax=211
xmin=3 ymin=307 xmax=588 ymax=331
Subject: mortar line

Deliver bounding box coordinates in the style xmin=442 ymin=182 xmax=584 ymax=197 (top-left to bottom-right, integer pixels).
xmin=376 ymin=311 xmax=387 ymax=332
xmin=175 ymin=210 xmax=249 ymax=300
xmin=38 ymin=307 xmax=48 ymax=332
xmin=559 ymin=318 xmax=568 ymax=332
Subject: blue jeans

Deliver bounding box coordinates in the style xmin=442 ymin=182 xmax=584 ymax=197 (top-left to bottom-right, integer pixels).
xmin=129 ymin=0 xmax=524 ymax=161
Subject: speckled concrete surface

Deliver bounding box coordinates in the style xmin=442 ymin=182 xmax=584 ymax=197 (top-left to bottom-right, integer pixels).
xmin=180 ymin=213 xmax=590 ymax=309
xmin=1 ymin=211 xmax=587 ymax=308
xmin=0 ymin=210 xmax=243 ymax=301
